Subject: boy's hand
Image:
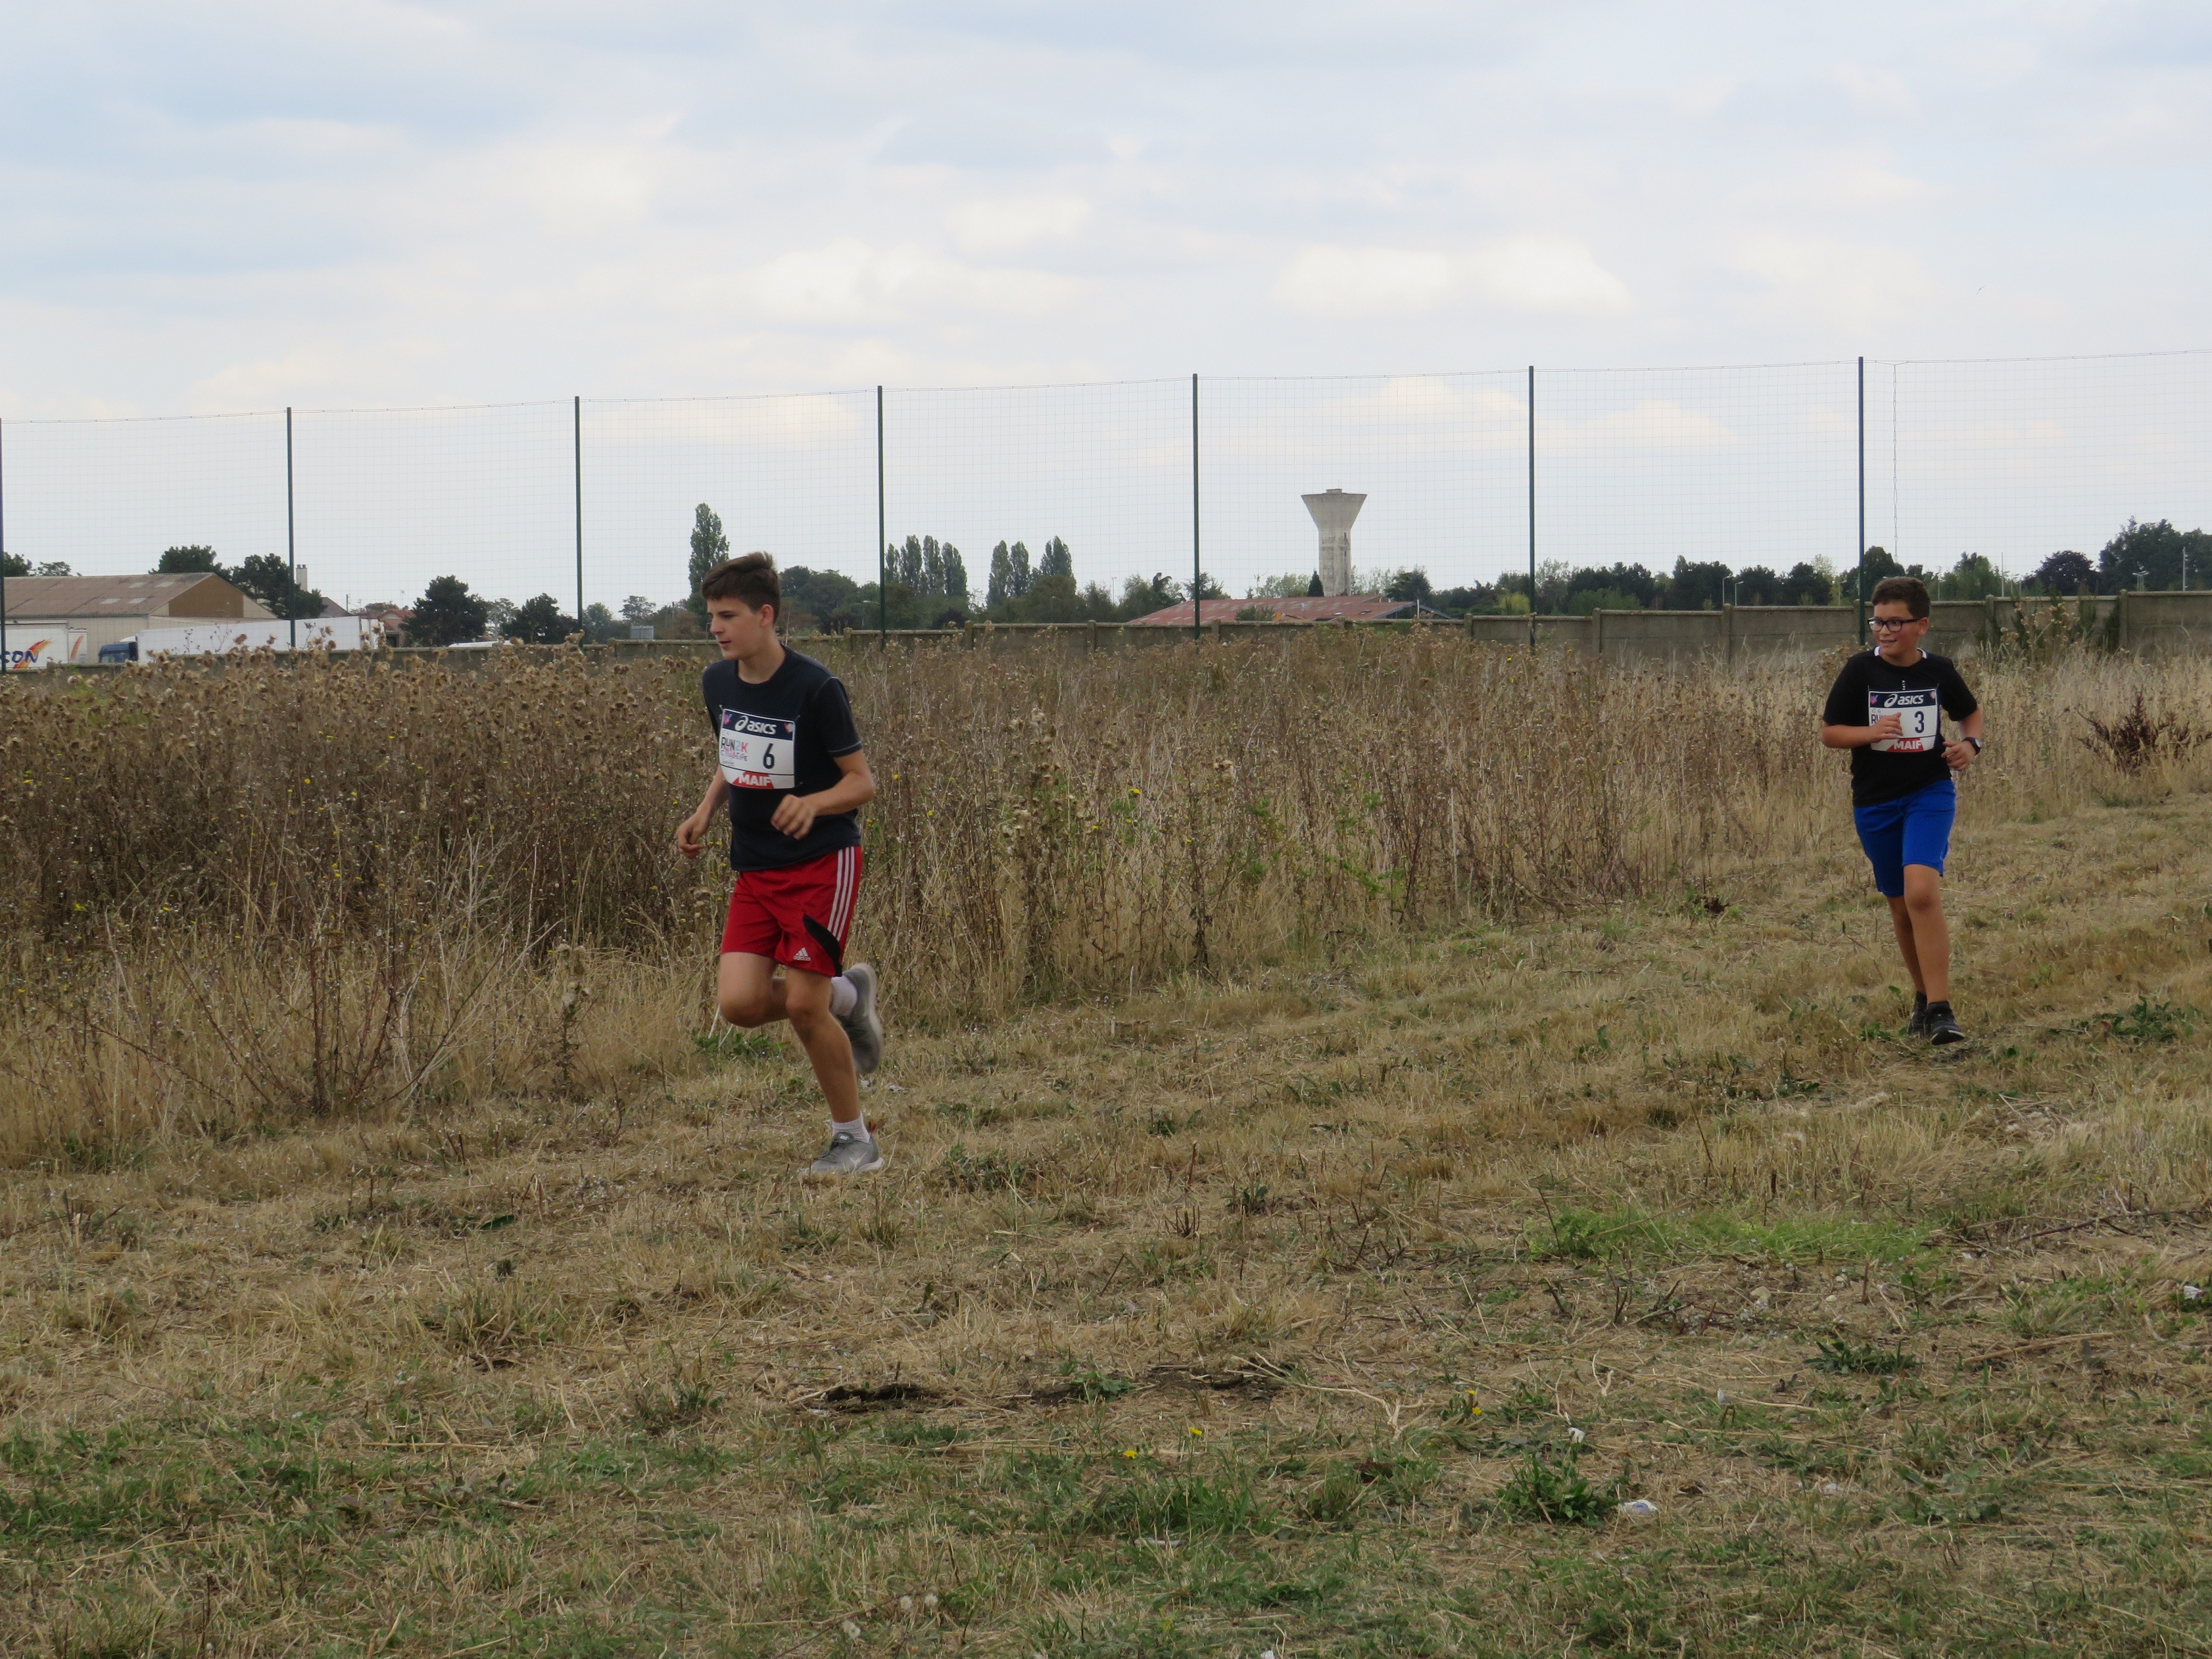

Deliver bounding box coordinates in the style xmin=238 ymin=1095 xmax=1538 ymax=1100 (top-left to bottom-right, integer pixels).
xmin=1944 ymin=739 xmax=1977 ymax=771
xmin=772 ymin=794 xmax=819 ymax=839
xmin=675 ymin=808 xmax=712 ymax=860
xmin=1867 ymin=713 xmax=1904 ymax=743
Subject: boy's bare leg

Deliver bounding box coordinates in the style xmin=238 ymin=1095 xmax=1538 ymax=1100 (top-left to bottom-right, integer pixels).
xmin=1884 ymin=896 xmax=1926 ymax=997
xmin=1899 ymin=865 xmax=1950 ymax=1003
xmin=716 ymin=953 xmax=863 ymax=1128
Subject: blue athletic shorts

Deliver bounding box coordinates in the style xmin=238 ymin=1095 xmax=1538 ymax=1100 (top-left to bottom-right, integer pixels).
xmin=1852 ymin=776 xmax=1956 ymax=898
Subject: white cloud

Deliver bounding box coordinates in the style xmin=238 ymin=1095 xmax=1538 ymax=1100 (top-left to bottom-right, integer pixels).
xmin=948 ymin=195 xmax=1091 ymax=255
xmin=736 ymin=237 xmax=1082 ymax=325
xmin=1462 ymin=235 xmax=1634 ymax=315
xmin=1273 ymin=246 xmax=1455 ymax=316
xmin=1274 ymin=236 xmax=1630 ymax=318
xmin=1832 ymin=64 xmax=1915 ymax=114
xmin=1730 ymin=232 xmax=1936 ymax=329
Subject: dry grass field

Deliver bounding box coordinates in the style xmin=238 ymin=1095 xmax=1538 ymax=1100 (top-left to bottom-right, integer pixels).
xmin=3 ymin=637 xmax=2212 ymax=1657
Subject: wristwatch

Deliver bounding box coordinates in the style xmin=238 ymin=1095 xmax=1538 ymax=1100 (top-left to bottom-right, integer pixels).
xmin=1967 ymin=736 xmax=1984 ymax=754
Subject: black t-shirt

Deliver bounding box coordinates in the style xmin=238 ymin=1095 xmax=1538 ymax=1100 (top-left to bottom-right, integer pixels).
xmin=1821 ymin=648 xmax=1979 ymax=806
xmin=701 ymin=651 xmax=865 ymax=871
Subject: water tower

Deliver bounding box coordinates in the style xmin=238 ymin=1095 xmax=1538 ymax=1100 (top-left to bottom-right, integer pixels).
xmin=1302 ymin=488 xmax=1365 ymax=597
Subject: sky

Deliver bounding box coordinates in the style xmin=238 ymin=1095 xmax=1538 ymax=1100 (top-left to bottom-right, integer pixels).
xmin=2 ymin=2 xmax=2209 ymax=603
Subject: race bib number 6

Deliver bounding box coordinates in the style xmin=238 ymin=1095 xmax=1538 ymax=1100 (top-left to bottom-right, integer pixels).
xmin=720 ymin=710 xmax=798 ymax=788
xmin=1869 ymin=687 xmax=1939 ymax=753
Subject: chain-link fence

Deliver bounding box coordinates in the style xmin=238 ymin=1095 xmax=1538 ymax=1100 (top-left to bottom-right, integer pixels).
xmin=3 ymin=349 xmax=2208 ymax=653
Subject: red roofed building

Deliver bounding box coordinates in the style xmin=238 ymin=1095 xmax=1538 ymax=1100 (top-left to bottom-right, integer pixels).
xmin=1126 ymin=595 xmax=1415 ymax=627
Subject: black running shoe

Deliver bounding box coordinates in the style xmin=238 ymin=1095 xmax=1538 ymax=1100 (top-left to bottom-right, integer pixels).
xmin=1908 ymin=994 xmax=1929 ymax=1037
xmin=1925 ymin=1001 xmax=1966 ymax=1045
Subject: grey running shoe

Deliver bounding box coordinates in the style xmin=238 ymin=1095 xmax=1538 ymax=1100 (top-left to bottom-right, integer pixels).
xmin=839 ymin=962 xmax=884 ymax=1076
xmin=1925 ymin=1002 xmax=1967 ymax=1046
xmin=1908 ymin=995 xmax=1930 ymax=1038
xmin=804 ymin=1130 xmax=885 ymax=1179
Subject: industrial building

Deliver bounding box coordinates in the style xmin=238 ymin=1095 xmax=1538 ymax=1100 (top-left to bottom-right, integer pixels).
xmin=0 ymin=573 xmax=278 ymax=654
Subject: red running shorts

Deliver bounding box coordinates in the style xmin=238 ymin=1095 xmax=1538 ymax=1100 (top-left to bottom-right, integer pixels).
xmin=720 ymin=845 xmax=861 ymax=977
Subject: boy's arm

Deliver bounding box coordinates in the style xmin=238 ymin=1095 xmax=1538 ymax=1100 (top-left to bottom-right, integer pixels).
xmin=676 ymin=770 xmax=730 ymax=860
xmin=1819 ymin=668 xmax=1900 ymax=748
xmin=1945 ymin=706 xmax=1985 ymax=770
xmin=1822 ymin=716 xmax=1904 ymax=749
xmin=770 ymin=749 xmax=876 ymax=840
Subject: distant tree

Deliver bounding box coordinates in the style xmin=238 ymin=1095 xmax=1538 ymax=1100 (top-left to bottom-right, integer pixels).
xmin=647 ymin=601 xmax=702 ymax=639
xmin=1185 ymin=571 xmax=1227 ymax=602
xmin=2098 ymin=518 xmax=2212 ymax=592
xmin=619 ymin=594 xmax=659 ymax=623
xmin=986 ymin=542 xmax=1012 ymax=611
xmin=1307 ymin=571 xmax=1324 ymax=597
xmin=1005 ymin=572 xmax=1081 ymax=623
xmin=580 ymin=602 xmax=619 ymax=643
xmin=1567 ymin=587 xmax=1640 ymax=615
xmin=1036 ymin=537 xmax=1073 ymax=582
xmin=1666 ymin=557 xmax=1731 ymax=611
xmin=32 ymin=561 xmax=72 ymax=578
xmin=2032 ymin=550 xmax=2096 ymax=595
xmin=1564 ymin=562 xmax=1661 ymax=610
xmin=232 ymin=552 xmax=327 ymax=619
xmin=1940 ymin=552 xmax=2006 ymax=601
xmin=857 ymin=580 xmax=922 ymax=630
xmin=1008 ymin=541 xmax=1034 ymax=600
xmin=1528 ymin=560 xmax=1576 ymax=614
xmin=410 ymin=576 xmax=491 ymax=646
xmin=1118 ymin=573 xmax=1182 ymax=619
xmin=1431 ymin=583 xmax=1500 ymax=615
xmin=0 ymin=551 xmax=24 ymax=577
xmin=504 ymin=594 xmax=579 ymax=644
xmin=157 ymin=545 xmax=221 ymax=574
xmin=686 ymin=504 xmax=730 ymax=628
xmin=1784 ymin=562 xmax=1836 ymax=605
xmin=1386 ymin=567 xmax=1434 ymax=605
xmin=1244 ymin=573 xmax=1313 ymax=599
xmin=1732 ymin=566 xmax=1784 ymax=606
xmin=781 ymin=567 xmax=865 ymax=631
xmin=1840 ymin=546 xmax=1904 ymax=602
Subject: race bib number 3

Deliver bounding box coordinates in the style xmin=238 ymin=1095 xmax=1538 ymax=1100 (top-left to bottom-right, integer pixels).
xmin=1869 ymin=687 xmax=1939 ymax=753
xmin=720 ymin=710 xmax=798 ymax=788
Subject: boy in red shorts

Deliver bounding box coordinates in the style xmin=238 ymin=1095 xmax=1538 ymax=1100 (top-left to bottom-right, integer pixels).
xmin=675 ymin=553 xmax=887 ymax=1176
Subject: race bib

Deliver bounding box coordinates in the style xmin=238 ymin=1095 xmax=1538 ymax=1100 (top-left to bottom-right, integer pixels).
xmin=1869 ymin=687 xmax=1939 ymax=753
xmin=719 ymin=709 xmax=797 ymax=789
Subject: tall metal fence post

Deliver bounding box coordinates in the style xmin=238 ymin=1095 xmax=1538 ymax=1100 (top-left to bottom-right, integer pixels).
xmin=1856 ymin=356 xmax=1866 ymax=645
xmin=0 ymin=414 xmax=9 ymax=675
xmin=573 ymin=396 xmax=584 ymax=637
xmin=876 ymin=385 xmax=887 ymax=647
xmin=285 ymin=408 xmax=297 ymax=651
xmin=1190 ymin=373 xmax=1202 ymax=642
xmin=1526 ymin=365 xmax=1536 ymax=648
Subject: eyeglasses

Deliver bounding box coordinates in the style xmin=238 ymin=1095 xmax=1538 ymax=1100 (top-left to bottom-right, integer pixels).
xmin=1869 ymin=617 xmax=1917 ymax=633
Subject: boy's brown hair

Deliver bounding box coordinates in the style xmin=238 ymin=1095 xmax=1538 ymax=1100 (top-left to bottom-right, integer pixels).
xmin=699 ymin=552 xmax=780 ymax=616
xmin=1869 ymin=574 xmax=1929 ymax=618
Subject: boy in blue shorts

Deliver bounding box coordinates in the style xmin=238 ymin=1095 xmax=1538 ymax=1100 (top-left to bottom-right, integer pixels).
xmin=1820 ymin=575 xmax=1985 ymax=1044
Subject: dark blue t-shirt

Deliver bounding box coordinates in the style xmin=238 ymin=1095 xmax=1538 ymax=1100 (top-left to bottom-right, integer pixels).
xmin=701 ymin=651 xmax=864 ymax=871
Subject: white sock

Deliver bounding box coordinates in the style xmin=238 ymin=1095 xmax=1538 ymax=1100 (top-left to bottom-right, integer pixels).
xmin=831 ymin=1116 xmax=869 ymax=1141
xmin=829 ymin=975 xmax=857 ymax=1019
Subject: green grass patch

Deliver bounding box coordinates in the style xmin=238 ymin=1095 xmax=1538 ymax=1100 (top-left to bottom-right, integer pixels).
xmin=1531 ymin=1205 xmax=1925 ymax=1265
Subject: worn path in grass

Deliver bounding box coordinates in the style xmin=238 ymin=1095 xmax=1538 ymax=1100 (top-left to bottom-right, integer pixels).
xmin=5 ymin=788 xmax=2212 ymax=1657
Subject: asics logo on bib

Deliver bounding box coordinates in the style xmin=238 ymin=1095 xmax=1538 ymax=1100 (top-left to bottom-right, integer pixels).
xmin=1869 ymin=687 xmax=1939 ymax=754
xmin=720 ymin=710 xmax=799 ymax=789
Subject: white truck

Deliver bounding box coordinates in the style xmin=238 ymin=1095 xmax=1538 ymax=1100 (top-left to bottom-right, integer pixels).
xmin=1 ymin=625 xmax=90 ymax=670
xmin=130 ymin=617 xmax=386 ymax=660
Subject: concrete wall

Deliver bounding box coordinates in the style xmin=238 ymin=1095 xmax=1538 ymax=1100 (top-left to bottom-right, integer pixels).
xmin=27 ymin=591 xmax=2208 ymax=680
